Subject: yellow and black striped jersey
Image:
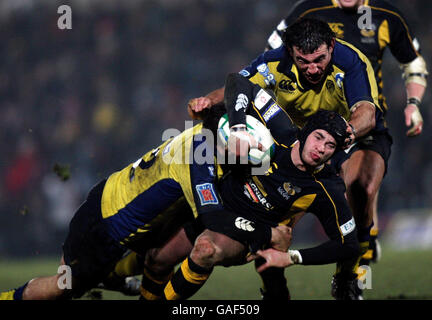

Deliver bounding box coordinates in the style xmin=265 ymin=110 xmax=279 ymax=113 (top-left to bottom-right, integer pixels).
xmin=101 ymin=123 xmax=224 ymax=248
xmin=267 ymin=0 xmax=420 ymax=112
xmin=240 ymin=38 xmax=385 ymax=131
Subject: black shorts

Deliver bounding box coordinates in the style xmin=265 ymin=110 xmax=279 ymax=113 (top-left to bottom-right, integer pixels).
xmin=62 ymin=180 xmax=127 ymax=298
xmin=331 ymin=130 xmax=393 ymax=174
xmin=191 ymin=210 xmax=276 ymax=253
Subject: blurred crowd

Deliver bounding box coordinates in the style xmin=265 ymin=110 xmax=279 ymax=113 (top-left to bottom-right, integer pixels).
xmin=0 ymin=0 xmax=431 ymax=256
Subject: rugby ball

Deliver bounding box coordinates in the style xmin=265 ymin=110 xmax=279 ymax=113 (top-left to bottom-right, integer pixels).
xmin=217 ymin=113 xmax=275 ymax=167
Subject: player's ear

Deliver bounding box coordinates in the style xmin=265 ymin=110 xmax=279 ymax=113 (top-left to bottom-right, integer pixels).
xmin=328 ymin=38 xmax=336 ymax=54
xmin=287 ymin=46 xmax=294 ymax=57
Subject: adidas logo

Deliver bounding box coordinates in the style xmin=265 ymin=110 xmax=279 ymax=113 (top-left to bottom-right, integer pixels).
xmin=235 ymin=217 xmax=255 ymax=232
xmin=235 ymin=93 xmax=248 ymax=112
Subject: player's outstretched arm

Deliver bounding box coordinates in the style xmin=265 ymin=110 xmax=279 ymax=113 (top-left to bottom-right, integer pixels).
xmin=187 ymin=87 xmax=224 ymax=119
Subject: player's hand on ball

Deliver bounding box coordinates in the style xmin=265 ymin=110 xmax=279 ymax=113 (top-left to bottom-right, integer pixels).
xmin=228 ymin=125 xmax=264 ymax=160
xmin=405 ymin=104 xmax=423 ymax=136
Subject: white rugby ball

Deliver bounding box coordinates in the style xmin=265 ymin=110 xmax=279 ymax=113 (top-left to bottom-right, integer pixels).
xmin=217 ymin=113 xmax=275 ymax=166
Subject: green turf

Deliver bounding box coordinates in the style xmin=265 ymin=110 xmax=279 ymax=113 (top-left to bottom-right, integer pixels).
xmin=1 ymin=248 xmax=431 ymax=300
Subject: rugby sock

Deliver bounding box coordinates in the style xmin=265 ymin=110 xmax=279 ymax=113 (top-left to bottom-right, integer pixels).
xmin=0 ymin=282 xmax=28 ymax=300
xmin=114 ymin=251 xmax=143 ymax=277
xmin=361 ymin=227 xmax=379 ymax=264
xmin=256 ymin=259 xmax=290 ymax=300
xmin=139 ymin=267 xmax=173 ymax=300
xmin=336 ymin=223 xmax=373 ymax=275
xmin=163 ymin=256 xmax=213 ymax=300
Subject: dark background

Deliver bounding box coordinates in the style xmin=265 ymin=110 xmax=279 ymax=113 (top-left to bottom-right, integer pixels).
xmin=0 ymin=0 xmax=431 ymax=256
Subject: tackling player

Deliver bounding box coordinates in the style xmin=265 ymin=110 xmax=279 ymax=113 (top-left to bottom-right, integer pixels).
xmin=0 ymin=100 xmax=291 ymax=300
xmin=263 ymin=0 xmax=428 ymax=299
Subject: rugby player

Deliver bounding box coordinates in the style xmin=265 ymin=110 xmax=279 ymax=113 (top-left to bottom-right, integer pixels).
xmin=0 ymin=95 xmax=292 ymax=300
xmin=188 ymin=17 xmax=382 ymax=299
xmin=264 ymin=0 xmax=428 ymax=299
xmin=137 ymin=73 xmax=359 ymax=300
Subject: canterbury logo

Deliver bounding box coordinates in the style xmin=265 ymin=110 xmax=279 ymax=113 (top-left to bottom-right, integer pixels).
xmin=235 ymin=217 xmax=255 ymax=232
xmin=235 ymin=94 xmax=248 ymax=112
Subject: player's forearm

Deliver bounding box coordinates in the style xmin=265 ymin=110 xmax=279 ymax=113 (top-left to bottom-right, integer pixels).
xmin=406 ymin=82 xmax=426 ymax=102
xmin=298 ymin=234 xmax=359 ymax=265
xmin=206 ymin=87 xmax=225 ymax=106
xmin=348 ymin=102 xmax=376 ymax=138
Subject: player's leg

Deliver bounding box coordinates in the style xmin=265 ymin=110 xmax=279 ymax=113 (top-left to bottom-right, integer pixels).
xmin=255 ymin=213 xmax=303 ymax=300
xmin=255 ymin=264 xmax=290 ymax=300
xmin=98 ymin=251 xmax=143 ymax=296
xmin=140 ymin=227 xmax=194 ymax=300
xmin=0 ymin=256 xmax=69 ymax=300
xmin=361 ymin=192 xmax=381 ymax=264
xmin=333 ymin=149 xmax=385 ymax=299
xmin=162 ymin=229 xmax=247 ymax=300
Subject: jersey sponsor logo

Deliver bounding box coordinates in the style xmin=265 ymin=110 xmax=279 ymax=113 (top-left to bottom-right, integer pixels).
xmin=239 ymin=69 xmax=250 ymax=77
xmin=263 ymin=103 xmax=281 ymax=122
xmin=360 ymin=23 xmax=376 ymax=43
xmin=335 ymin=73 xmax=344 ymax=88
xmin=278 ymin=182 xmax=301 ymax=201
xmin=283 ymin=182 xmax=301 ymax=196
xmin=254 ymin=89 xmax=272 ymax=110
xmin=196 ymin=183 xmax=219 ymax=206
xmin=235 ymin=93 xmax=248 ymax=112
xmin=257 ymin=63 xmax=276 ymax=86
xmin=340 ymin=217 xmax=356 ymax=236
xmin=234 ymin=217 xmax=255 ymax=232
xmin=244 ymin=181 xmax=273 ymax=210
xmin=277 ymin=186 xmax=290 ymax=200
xmin=278 ymin=79 xmax=297 ymax=92
xmin=360 ymin=29 xmax=375 ymax=37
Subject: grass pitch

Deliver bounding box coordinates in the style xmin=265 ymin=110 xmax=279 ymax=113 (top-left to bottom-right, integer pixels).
xmin=1 ymin=247 xmax=431 ymax=300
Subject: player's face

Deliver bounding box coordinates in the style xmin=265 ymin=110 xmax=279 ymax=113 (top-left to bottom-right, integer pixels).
xmin=338 ymin=0 xmax=363 ymax=9
xmin=291 ymin=43 xmax=334 ymax=85
xmin=301 ymin=129 xmax=337 ymax=166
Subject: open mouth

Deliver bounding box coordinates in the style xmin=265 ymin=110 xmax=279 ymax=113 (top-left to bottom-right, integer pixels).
xmin=306 ymin=74 xmax=322 ymax=83
xmin=311 ymin=152 xmax=320 ymax=161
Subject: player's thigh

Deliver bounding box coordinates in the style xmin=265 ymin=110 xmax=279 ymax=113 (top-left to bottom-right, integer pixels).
xmin=341 ymin=149 xmax=385 ymax=193
xmin=146 ymin=227 xmax=194 ymax=273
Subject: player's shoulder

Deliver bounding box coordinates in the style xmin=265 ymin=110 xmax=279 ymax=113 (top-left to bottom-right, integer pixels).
xmin=332 ymin=39 xmax=368 ymax=69
xmin=368 ymin=0 xmax=408 ymax=22
xmin=262 ymin=45 xmax=286 ymax=62
xmin=292 ymin=0 xmax=335 ymax=15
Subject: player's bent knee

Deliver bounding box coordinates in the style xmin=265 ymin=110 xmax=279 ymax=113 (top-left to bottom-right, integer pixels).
xmin=144 ymin=249 xmax=173 ymax=275
xmin=190 ymin=235 xmax=217 ymax=266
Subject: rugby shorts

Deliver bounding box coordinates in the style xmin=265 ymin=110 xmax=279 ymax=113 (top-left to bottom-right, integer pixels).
xmin=331 ymin=129 xmax=393 ymax=174
xmin=62 ymin=179 xmax=127 ymax=298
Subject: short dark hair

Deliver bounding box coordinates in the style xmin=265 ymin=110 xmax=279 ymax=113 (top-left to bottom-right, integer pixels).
xmin=283 ymin=18 xmax=335 ymax=54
